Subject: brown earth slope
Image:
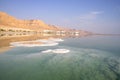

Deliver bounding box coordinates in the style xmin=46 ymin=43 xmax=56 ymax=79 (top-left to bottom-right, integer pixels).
xmin=0 ymin=12 xmax=59 ymax=31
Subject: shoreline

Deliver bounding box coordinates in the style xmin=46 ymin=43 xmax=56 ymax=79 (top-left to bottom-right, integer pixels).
xmin=0 ymin=46 xmax=11 ymax=53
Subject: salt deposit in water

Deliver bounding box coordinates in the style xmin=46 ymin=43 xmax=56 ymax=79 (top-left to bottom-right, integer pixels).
xmin=10 ymin=41 xmax=59 ymax=47
xmin=52 ymin=49 xmax=70 ymax=53
xmin=41 ymin=49 xmax=52 ymax=53
xmin=41 ymin=49 xmax=70 ymax=54
xmin=10 ymin=38 xmax=64 ymax=47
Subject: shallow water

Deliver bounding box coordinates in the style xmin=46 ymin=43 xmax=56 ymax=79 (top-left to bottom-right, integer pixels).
xmin=0 ymin=35 xmax=120 ymax=80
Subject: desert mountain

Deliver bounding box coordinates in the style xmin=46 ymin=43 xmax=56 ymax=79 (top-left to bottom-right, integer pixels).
xmin=0 ymin=11 xmax=92 ymax=36
xmin=0 ymin=12 xmax=59 ymax=31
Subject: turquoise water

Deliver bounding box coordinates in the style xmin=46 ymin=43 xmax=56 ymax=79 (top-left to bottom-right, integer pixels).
xmin=0 ymin=36 xmax=120 ymax=80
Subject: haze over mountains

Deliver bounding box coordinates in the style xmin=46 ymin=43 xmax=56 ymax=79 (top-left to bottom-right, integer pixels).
xmin=0 ymin=11 xmax=92 ymax=36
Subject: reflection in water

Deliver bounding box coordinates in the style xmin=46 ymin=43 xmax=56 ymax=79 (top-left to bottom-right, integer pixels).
xmin=0 ymin=34 xmax=60 ymax=47
xmin=0 ymin=32 xmax=88 ymax=48
xmin=0 ymin=33 xmax=69 ymax=52
xmin=0 ymin=35 xmax=120 ymax=80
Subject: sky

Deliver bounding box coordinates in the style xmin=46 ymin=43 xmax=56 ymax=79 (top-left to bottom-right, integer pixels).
xmin=0 ymin=0 xmax=120 ymax=34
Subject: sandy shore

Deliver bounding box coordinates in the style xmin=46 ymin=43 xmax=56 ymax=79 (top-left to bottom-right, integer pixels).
xmin=0 ymin=47 xmax=11 ymax=53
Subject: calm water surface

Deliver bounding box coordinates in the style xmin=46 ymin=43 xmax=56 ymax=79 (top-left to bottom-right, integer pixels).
xmin=0 ymin=35 xmax=120 ymax=80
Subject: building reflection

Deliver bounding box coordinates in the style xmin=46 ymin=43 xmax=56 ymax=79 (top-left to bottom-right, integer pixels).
xmin=0 ymin=27 xmax=92 ymax=48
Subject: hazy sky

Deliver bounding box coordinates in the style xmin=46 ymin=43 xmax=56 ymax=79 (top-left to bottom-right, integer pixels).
xmin=0 ymin=0 xmax=120 ymax=33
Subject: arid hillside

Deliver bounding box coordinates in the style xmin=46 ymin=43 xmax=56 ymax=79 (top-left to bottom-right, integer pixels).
xmin=0 ymin=12 xmax=93 ymax=37
xmin=0 ymin=12 xmax=60 ymax=31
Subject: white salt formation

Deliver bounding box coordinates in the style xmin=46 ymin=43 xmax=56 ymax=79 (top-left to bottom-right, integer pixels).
xmin=41 ymin=49 xmax=70 ymax=54
xmin=10 ymin=38 xmax=64 ymax=47
xmin=41 ymin=49 xmax=52 ymax=53
xmin=52 ymin=49 xmax=70 ymax=53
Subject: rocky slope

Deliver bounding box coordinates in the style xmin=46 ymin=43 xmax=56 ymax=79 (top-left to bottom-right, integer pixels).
xmin=0 ymin=12 xmax=59 ymax=31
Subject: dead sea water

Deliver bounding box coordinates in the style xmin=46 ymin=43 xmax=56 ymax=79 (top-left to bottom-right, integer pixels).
xmin=0 ymin=35 xmax=120 ymax=80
